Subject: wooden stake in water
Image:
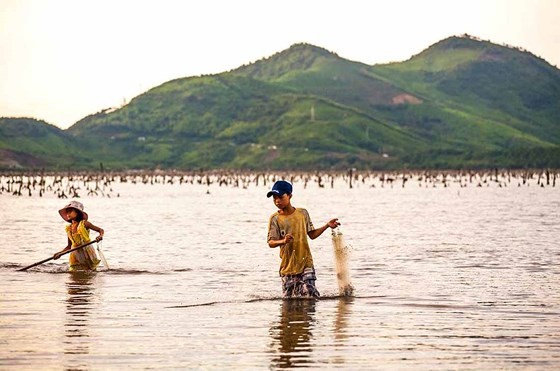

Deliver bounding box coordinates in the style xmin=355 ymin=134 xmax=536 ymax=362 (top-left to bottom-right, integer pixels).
xmin=331 ymin=228 xmax=354 ymax=296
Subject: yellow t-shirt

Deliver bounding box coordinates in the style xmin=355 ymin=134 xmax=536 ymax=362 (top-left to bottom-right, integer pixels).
xmin=267 ymin=208 xmax=315 ymax=276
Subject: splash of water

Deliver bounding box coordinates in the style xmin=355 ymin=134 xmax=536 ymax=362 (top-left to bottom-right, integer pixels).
xmin=331 ymin=228 xmax=354 ymax=296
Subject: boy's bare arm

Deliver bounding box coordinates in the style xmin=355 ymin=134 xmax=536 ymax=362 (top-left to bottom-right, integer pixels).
xmin=268 ymin=234 xmax=293 ymax=248
xmin=308 ymin=218 xmax=340 ymax=240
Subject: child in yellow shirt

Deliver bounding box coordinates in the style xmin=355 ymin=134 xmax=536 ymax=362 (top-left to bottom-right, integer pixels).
xmin=266 ymin=180 xmax=339 ymax=298
xmin=53 ymin=201 xmax=104 ymax=271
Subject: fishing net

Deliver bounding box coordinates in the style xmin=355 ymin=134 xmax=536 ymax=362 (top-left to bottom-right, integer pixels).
xmin=331 ymin=228 xmax=354 ymax=296
xmin=96 ymin=241 xmax=110 ymax=270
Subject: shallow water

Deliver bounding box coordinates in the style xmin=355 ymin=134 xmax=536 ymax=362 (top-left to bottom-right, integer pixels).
xmin=1 ymin=176 xmax=559 ymax=369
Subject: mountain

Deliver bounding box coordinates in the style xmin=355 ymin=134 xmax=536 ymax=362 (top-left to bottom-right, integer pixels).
xmin=369 ymin=36 xmax=560 ymax=167
xmin=2 ymin=35 xmax=560 ymax=170
xmin=0 ymin=118 xmax=88 ymax=169
xmin=374 ymin=37 xmax=560 ymax=141
xmin=68 ymin=45 xmax=422 ymax=169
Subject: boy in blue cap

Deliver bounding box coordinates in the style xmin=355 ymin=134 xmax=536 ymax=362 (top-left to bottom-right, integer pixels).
xmin=266 ymin=180 xmax=340 ymax=298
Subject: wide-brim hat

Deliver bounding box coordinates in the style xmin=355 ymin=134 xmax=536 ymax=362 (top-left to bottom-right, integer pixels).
xmin=58 ymin=201 xmax=88 ymax=222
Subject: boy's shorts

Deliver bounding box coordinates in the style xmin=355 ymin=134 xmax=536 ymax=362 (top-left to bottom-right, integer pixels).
xmin=281 ymin=267 xmax=320 ymax=298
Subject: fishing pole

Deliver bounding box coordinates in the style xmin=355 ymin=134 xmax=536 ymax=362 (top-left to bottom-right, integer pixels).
xmin=17 ymin=238 xmax=102 ymax=272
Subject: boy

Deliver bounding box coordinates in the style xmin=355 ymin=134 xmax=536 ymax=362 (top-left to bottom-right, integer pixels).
xmin=266 ymin=180 xmax=340 ymax=298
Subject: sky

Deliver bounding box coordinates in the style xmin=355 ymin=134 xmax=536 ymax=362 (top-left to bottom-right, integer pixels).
xmin=1 ymin=0 xmax=559 ymax=129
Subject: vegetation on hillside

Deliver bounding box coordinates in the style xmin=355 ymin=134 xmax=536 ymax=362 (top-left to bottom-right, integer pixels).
xmin=1 ymin=35 xmax=559 ymax=170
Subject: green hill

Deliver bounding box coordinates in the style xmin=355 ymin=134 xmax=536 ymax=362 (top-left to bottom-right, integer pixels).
xmin=0 ymin=118 xmax=89 ymax=169
xmin=2 ymin=35 xmax=559 ymax=170
xmin=369 ymin=36 xmax=560 ymax=167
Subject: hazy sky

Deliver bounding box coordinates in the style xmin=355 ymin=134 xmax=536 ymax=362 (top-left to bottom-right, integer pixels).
xmin=1 ymin=0 xmax=558 ymax=129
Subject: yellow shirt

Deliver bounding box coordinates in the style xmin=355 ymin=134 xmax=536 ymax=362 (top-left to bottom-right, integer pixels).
xmin=267 ymin=208 xmax=315 ymax=276
xmin=66 ymin=220 xmax=100 ymax=271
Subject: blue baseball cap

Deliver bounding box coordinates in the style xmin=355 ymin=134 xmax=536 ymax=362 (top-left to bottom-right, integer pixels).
xmin=266 ymin=180 xmax=293 ymax=198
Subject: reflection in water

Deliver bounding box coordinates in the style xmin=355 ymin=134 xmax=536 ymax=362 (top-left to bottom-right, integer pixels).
xmin=332 ymin=297 xmax=353 ymax=365
xmin=269 ymin=297 xmax=355 ymax=368
xmin=269 ymin=299 xmax=316 ymax=368
xmin=64 ymin=271 xmax=96 ymax=369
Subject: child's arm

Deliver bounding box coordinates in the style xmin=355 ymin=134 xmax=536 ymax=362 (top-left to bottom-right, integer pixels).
xmin=268 ymin=234 xmax=293 ymax=248
xmin=53 ymin=238 xmax=72 ymax=259
xmin=85 ymin=221 xmax=104 ymax=242
xmin=308 ymin=218 xmax=340 ymax=240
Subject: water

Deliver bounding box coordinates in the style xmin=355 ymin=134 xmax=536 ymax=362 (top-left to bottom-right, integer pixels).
xmin=1 ymin=175 xmax=559 ymax=369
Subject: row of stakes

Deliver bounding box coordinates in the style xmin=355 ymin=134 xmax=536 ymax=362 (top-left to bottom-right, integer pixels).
xmin=0 ymin=169 xmax=557 ymax=197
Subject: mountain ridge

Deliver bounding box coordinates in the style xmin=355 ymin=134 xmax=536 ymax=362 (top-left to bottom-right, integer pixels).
xmin=1 ymin=35 xmax=559 ymax=170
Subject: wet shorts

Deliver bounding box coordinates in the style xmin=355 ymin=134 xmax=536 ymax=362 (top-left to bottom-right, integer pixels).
xmin=281 ymin=267 xmax=320 ymax=298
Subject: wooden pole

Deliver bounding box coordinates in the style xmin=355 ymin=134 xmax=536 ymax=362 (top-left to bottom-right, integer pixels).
xmin=17 ymin=238 xmax=101 ymax=272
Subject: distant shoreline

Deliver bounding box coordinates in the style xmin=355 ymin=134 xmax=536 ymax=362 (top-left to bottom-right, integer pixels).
xmin=1 ymin=168 xmax=557 ymax=198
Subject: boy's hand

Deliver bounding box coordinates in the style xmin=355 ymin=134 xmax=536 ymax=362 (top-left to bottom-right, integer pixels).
xmin=53 ymin=251 xmax=64 ymax=260
xmin=327 ymin=218 xmax=340 ymax=229
xmin=284 ymin=234 xmax=294 ymax=244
